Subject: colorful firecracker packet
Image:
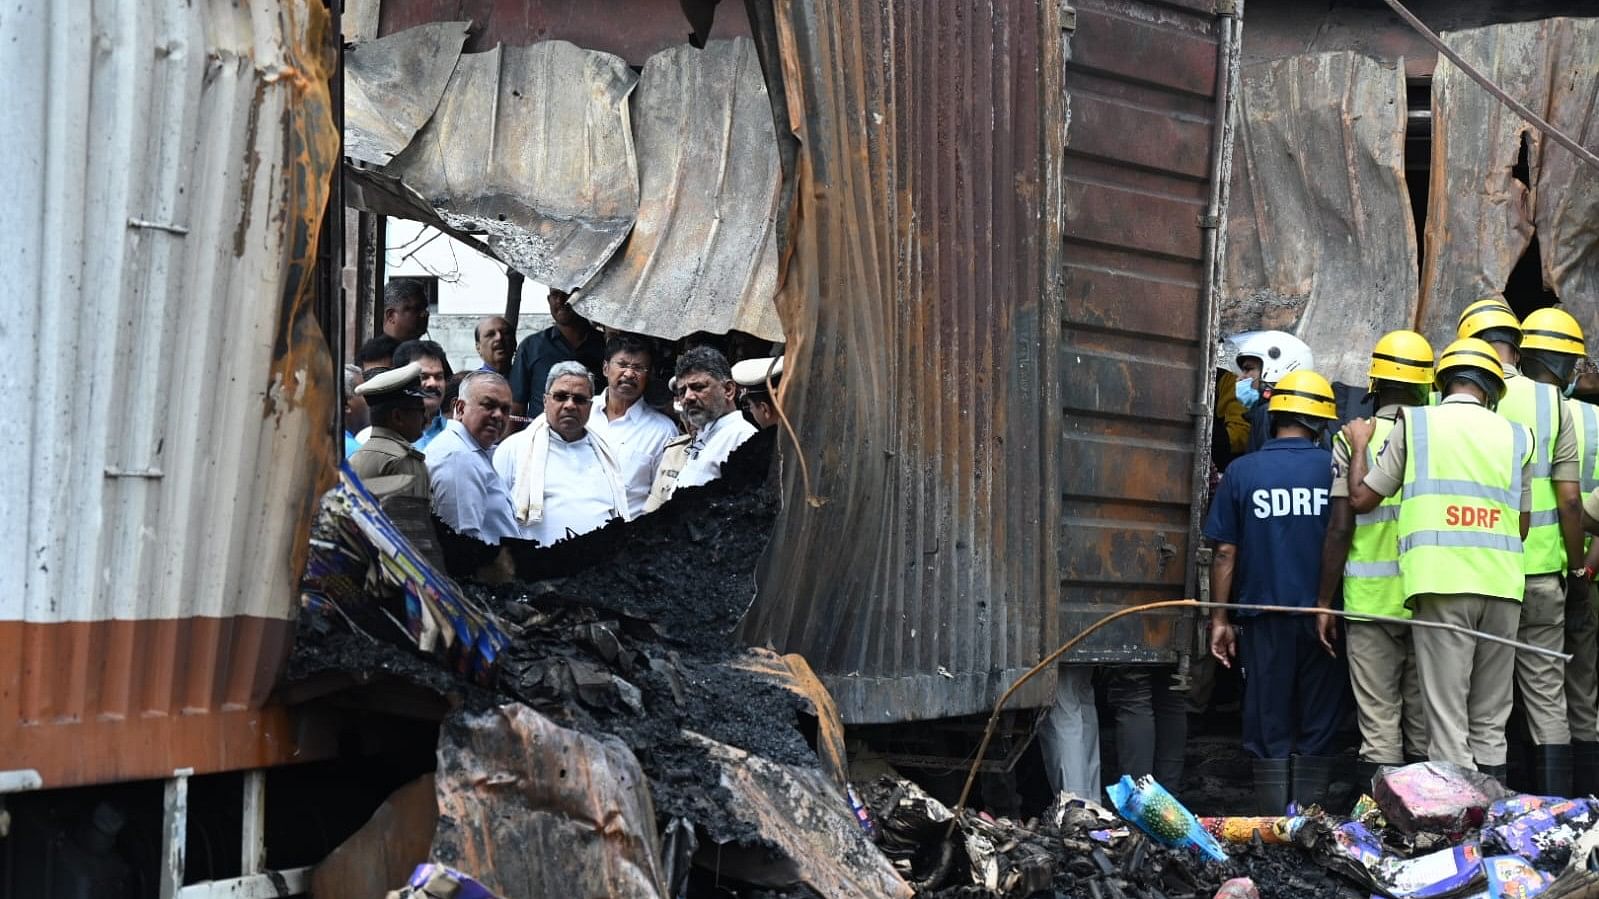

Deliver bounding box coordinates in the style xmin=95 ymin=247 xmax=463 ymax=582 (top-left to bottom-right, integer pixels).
xmin=1106 ymin=775 xmax=1227 ymax=862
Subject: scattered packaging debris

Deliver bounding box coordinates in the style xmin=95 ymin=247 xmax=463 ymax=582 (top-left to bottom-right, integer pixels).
xmin=1108 ymin=775 xmax=1230 ymax=862
xmin=1375 ymin=762 xmax=1512 ymax=837
xmin=388 ymin=863 xmax=501 ymax=899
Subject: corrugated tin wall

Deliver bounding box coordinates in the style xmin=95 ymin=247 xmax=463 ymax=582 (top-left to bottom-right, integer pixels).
xmin=1057 ymin=0 xmax=1230 ymax=662
xmin=0 ymin=0 xmax=339 ymax=788
xmin=738 ymin=0 xmax=1068 ymax=723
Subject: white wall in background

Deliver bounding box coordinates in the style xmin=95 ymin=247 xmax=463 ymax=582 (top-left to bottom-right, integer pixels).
xmin=384 ymin=220 xmax=550 ymax=315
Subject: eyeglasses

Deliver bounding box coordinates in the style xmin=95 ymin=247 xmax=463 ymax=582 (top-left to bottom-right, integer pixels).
xmin=547 ymin=391 xmax=593 ymax=406
xmin=609 ymin=361 xmax=649 ymax=374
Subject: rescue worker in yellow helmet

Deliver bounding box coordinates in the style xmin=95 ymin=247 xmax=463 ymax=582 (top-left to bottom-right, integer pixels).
xmin=1520 ymin=307 xmax=1599 ymax=793
xmin=1205 ymin=370 xmax=1346 ymax=813
xmin=1345 ymin=338 xmax=1533 ymax=779
xmin=1459 ymin=299 xmax=1585 ymax=795
xmin=1316 ymin=332 xmax=1433 ymax=787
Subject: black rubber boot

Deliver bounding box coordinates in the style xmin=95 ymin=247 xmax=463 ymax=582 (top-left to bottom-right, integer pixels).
xmin=1291 ymin=755 xmax=1336 ymax=811
xmin=1574 ymin=742 xmax=1599 ymax=796
xmin=1253 ymin=758 xmax=1291 ymax=816
xmin=1480 ymin=763 xmax=1509 ymax=787
xmin=1535 ymin=744 xmax=1574 ymax=797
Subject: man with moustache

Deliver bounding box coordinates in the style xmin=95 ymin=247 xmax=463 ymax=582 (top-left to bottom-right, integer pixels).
xmin=424 ymin=371 xmax=519 ymax=544
xmin=662 ymin=347 xmax=756 ymax=497
xmin=493 ymin=362 xmax=631 ymax=546
xmin=588 ymin=334 xmax=680 ymax=517
xmin=508 ymin=288 xmax=605 ymax=416
xmin=475 ymin=315 xmax=514 ymax=375
xmin=393 ymin=339 xmax=453 ymax=450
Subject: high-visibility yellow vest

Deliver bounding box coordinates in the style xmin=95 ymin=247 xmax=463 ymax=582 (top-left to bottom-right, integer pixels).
xmin=1398 ymin=402 xmax=1531 ymax=602
xmin=1337 ymin=416 xmax=1406 ymax=619
xmin=1570 ymin=397 xmax=1599 ymax=553
xmin=1497 ymin=375 xmax=1563 ymax=574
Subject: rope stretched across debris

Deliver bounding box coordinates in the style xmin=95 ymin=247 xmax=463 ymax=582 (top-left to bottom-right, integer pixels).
xmin=946 ymin=598 xmax=1575 ymax=834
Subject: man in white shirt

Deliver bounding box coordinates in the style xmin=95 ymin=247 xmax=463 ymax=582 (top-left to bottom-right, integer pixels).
xmin=494 ymin=361 xmax=631 ymax=546
xmin=424 ymin=371 xmax=520 ymax=544
xmin=670 ymin=347 xmax=757 ymax=493
xmin=588 ymin=334 xmax=681 ymax=517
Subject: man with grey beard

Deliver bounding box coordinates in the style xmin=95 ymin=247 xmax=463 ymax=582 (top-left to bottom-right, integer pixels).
xmin=653 ymin=347 xmax=756 ymax=503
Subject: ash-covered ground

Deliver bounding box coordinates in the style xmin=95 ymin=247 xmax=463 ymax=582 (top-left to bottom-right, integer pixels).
xmin=288 ymin=430 xmax=817 ymax=845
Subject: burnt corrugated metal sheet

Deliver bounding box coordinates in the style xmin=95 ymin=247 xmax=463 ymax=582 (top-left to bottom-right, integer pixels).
xmin=1221 ymin=52 xmax=1417 ymax=386
xmin=0 ymin=0 xmax=340 ymax=788
xmin=344 ymin=21 xmax=468 ymax=166
xmin=383 ymin=40 xmax=640 ymax=291
xmin=1056 ymin=0 xmax=1230 ymax=662
xmin=575 ymin=38 xmax=782 ymax=342
xmin=737 ymin=0 xmax=1069 ymax=723
xmin=376 ymin=0 xmax=754 ymax=65
xmin=1418 ymin=18 xmax=1599 ymax=345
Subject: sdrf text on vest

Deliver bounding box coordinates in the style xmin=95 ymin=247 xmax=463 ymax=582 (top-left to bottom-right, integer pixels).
xmin=1251 ymin=487 xmax=1330 ymax=519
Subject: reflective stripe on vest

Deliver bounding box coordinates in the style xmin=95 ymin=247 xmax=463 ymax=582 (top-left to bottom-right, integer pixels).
xmin=1342 ymin=416 xmax=1407 ymax=619
xmin=1571 ymin=397 xmax=1599 ymax=554
xmin=1397 ymin=403 xmax=1529 ymax=602
xmin=1497 ymin=376 xmax=1562 ymax=573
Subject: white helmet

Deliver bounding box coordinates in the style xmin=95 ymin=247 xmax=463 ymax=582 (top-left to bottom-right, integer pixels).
xmin=1227 ymin=330 xmax=1313 ymax=384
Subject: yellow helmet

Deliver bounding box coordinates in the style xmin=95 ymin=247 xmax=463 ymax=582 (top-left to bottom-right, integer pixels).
xmin=1435 ymin=337 xmax=1508 ymax=402
xmin=1368 ymin=330 xmax=1434 ymax=390
xmin=1457 ymin=296 xmax=1522 ymax=345
xmin=1520 ymin=307 xmax=1585 ymax=357
xmin=1267 ymin=370 xmax=1338 ymax=421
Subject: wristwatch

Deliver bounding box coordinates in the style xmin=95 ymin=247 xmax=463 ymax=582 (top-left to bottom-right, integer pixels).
xmin=1572 ymin=567 xmax=1594 ymax=580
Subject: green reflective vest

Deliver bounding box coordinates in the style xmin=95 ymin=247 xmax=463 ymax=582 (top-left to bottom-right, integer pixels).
xmin=1339 ymin=416 xmax=1406 ymax=619
xmin=1398 ymin=401 xmax=1531 ymax=602
xmin=1571 ymin=397 xmax=1599 ymax=553
xmin=1497 ymin=375 xmax=1564 ymax=574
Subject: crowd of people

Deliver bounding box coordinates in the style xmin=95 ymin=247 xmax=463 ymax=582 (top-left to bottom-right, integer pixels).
xmin=342 ymin=280 xmax=784 ymax=562
xmin=1197 ymin=296 xmax=1599 ymax=813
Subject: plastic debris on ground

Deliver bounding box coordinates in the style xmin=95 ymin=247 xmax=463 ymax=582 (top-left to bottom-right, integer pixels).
xmin=301 ymin=464 xmax=508 ymax=683
xmin=1374 ymin=762 xmax=1512 ymax=837
xmin=1108 ymin=774 xmax=1230 ymax=861
xmin=388 ymin=863 xmax=502 ymax=899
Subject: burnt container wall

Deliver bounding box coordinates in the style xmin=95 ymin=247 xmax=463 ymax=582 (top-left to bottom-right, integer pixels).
xmin=0 ymin=0 xmax=339 ymax=788
xmin=739 ymin=0 xmax=1068 ymax=724
xmin=1058 ymin=0 xmax=1226 ymax=662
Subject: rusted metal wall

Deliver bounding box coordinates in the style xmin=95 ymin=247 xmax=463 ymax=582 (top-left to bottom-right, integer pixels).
xmin=0 ymin=0 xmax=340 ymax=789
xmin=738 ymin=0 xmax=1068 ymax=724
xmin=1221 ymin=52 xmax=1418 ymax=386
xmin=1418 ymin=17 xmax=1599 ymax=346
xmin=1056 ymin=0 xmax=1233 ymax=662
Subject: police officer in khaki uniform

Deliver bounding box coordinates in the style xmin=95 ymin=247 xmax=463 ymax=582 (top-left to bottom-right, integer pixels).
xmin=1345 ymin=338 xmax=1533 ymax=779
xmin=350 ymin=362 xmax=433 ymax=505
xmin=1459 ymin=300 xmax=1586 ymax=795
xmin=733 ymin=355 xmax=784 ymax=429
xmin=1318 ymin=331 xmax=1434 ymax=785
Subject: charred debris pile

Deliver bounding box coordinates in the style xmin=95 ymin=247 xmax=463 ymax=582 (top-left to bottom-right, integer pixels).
xmin=290 ymin=431 xmax=1599 ymax=899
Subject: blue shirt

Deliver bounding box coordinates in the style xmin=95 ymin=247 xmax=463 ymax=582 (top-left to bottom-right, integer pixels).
xmin=1203 ymin=436 xmax=1332 ymax=613
xmin=424 ymin=420 xmax=520 ymax=544
xmin=413 ymin=414 xmax=447 ymax=451
xmin=344 ymin=430 xmax=361 ymax=459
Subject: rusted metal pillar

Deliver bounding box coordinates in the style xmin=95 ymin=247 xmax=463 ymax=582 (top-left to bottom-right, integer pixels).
xmin=356 ymin=211 xmax=385 ymax=343
xmin=505 ymin=270 xmax=524 ymax=334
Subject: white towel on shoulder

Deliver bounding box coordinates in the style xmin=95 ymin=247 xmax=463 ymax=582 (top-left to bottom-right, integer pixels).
xmin=511 ymin=416 xmax=631 ymax=526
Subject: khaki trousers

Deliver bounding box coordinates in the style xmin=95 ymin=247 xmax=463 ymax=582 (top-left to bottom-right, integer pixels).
xmin=1347 ymin=620 xmax=1428 ymax=762
xmin=1412 ymin=594 xmax=1520 ymax=768
xmin=1519 ymin=574 xmax=1570 ymax=745
xmin=1567 ymin=580 xmax=1599 ymax=742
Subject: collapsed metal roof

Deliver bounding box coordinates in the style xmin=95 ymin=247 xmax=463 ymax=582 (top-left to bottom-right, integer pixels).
xmin=343 ymin=25 xmax=785 ymax=339
xmin=343 ymin=21 xmax=467 ymax=166
xmin=383 ymin=40 xmax=641 ymax=292
xmin=574 ymin=38 xmax=783 ymax=342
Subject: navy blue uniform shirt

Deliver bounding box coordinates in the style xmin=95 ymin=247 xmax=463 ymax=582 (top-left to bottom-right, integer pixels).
xmin=1202 ymin=436 xmax=1332 ymax=615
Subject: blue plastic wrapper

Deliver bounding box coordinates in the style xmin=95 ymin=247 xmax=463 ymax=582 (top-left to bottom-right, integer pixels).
xmin=1372 ymin=842 xmax=1483 ymax=898
xmin=1331 ymin=821 xmax=1385 ymax=871
xmin=1485 ymin=796 xmax=1564 ymax=826
xmin=400 ymin=862 xmax=501 ymax=898
xmin=1481 ymin=798 xmax=1599 ymax=870
xmin=1106 ymin=775 xmax=1227 ymax=862
xmin=1481 ymin=855 xmax=1552 ymax=898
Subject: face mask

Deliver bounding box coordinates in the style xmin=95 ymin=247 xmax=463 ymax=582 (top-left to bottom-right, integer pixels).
xmin=1235 ymin=379 xmax=1261 ymax=409
xmin=1566 ymin=379 xmax=1580 ymax=398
